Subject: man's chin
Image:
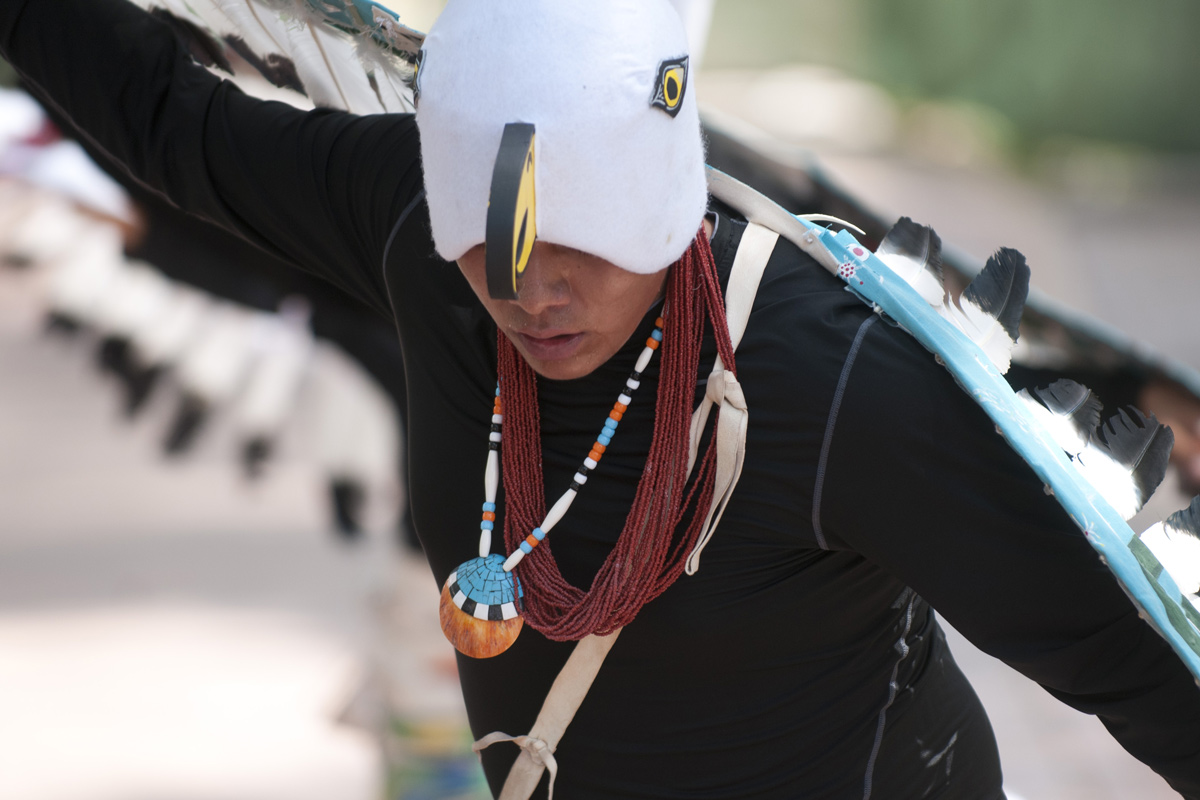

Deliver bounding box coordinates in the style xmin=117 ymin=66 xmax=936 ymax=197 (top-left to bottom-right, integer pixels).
xmin=521 ymin=353 xmax=600 ymax=382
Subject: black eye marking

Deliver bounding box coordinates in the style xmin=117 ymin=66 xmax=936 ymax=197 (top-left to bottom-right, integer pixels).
xmin=485 ymin=123 xmax=538 ymax=300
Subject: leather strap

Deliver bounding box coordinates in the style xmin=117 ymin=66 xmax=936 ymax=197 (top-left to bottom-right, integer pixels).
xmin=685 ymin=221 xmax=778 ymax=574
xmin=474 ymin=629 xmax=622 ymax=799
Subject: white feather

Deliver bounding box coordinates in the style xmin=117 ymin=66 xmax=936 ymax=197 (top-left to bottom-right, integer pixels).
xmin=209 ymin=0 xmax=289 ymax=57
xmin=1140 ymin=521 xmax=1200 ymax=595
xmin=130 ymin=285 xmax=211 ymax=367
xmin=176 ymin=304 xmax=264 ymax=405
xmin=876 ymin=251 xmax=946 ymax=308
xmin=940 ymin=301 xmax=1014 ymax=373
xmin=233 ymin=299 xmax=315 ymax=435
xmin=368 ymin=57 xmax=416 ymax=113
xmin=1073 ymin=442 xmax=1141 ymax=520
xmin=310 ymin=21 xmax=386 ymax=113
xmin=1017 ymin=389 xmax=1089 ymax=457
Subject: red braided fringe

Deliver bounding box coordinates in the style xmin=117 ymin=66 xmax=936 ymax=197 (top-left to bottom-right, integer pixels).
xmin=498 ymin=229 xmax=737 ymax=641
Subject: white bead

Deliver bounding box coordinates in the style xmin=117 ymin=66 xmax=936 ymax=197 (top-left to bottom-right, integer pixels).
xmin=492 ymin=414 xmax=503 ymax=424
xmin=574 ymin=473 xmax=588 ymax=485
xmin=635 ymin=346 xmax=654 ymax=374
xmin=626 ymin=378 xmax=640 ymax=391
xmin=489 ymin=432 xmax=502 ymax=443
xmin=485 ymin=451 xmax=500 ymax=502
xmin=584 ymin=457 xmax=598 ymax=470
xmin=540 ymin=489 xmax=578 ymax=533
xmin=503 ymin=549 xmax=526 ymax=572
xmin=618 ymin=393 xmax=632 ymax=406
xmin=478 ymin=529 xmax=491 ymax=558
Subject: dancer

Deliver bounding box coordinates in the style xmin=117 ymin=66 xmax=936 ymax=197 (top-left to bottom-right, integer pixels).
xmin=5 ymin=1 xmax=1199 ymax=798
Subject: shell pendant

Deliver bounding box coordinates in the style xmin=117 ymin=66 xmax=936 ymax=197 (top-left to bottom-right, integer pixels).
xmin=439 ymin=554 xmax=523 ymax=658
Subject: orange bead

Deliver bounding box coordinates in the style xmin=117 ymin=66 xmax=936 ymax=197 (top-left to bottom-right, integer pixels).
xmin=525 ymin=534 xmax=540 ymax=548
xmin=655 ymin=317 xmax=665 ymax=327
xmin=482 ymin=511 xmax=496 ymax=521
xmin=609 ymin=410 xmax=623 ymax=422
xmin=588 ymin=449 xmax=602 ymax=462
xmin=646 ymin=338 xmax=659 ymax=350
xmin=614 ymin=402 xmax=627 ymax=413
xmin=593 ymin=443 xmax=607 ymax=454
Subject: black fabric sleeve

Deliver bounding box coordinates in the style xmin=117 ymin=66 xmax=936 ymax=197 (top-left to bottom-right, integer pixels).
xmin=0 ymin=0 xmax=422 ymax=318
xmin=818 ymin=317 xmax=1200 ymax=797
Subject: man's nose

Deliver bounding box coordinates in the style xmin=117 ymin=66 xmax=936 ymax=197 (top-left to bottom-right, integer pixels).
xmin=512 ymin=246 xmax=570 ymax=316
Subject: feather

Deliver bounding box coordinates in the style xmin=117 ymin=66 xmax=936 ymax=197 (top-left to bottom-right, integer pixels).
xmin=148 ymin=7 xmax=234 ymax=74
xmin=351 ymin=1 xmax=425 ymax=60
xmin=224 ymin=36 xmax=307 ymax=93
xmin=371 ymin=62 xmax=415 ymax=112
xmin=259 ymin=10 xmax=379 ymax=112
xmin=875 ymin=217 xmax=946 ymax=307
xmin=939 ymin=247 xmax=1029 ymax=373
xmin=1017 ymin=379 xmax=1102 ymax=457
xmin=1140 ymin=496 xmax=1200 ymax=600
xmin=1075 ymin=407 xmax=1174 ymax=519
xmin=211 ymin=0 xmax=290 ymax=58
xmin=233 ymin=298 xmax=315 ymax=478
xmin=308 ymin=21 xmax=386 ymax=113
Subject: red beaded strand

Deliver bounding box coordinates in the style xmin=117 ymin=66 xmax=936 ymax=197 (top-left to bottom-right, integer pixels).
xmin=497 ymin=229 xmax=736 ymax=641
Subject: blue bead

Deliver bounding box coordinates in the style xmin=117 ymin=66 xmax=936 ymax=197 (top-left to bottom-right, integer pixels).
xmin=651 ymin=329 xmax=663 ymax=341
xmin=495 ymin=385 xmax=501 ymax=396
xmin=483 ymin=502 xmax=496 ymax=512
xmin=480 ymin=521 xmax=494 ymax=531
xmin=597 ymin=433 xmax=612 ymax=446
xmin=604 ymin=418 xmax=618 ymax=431
xmin=520 ymin=541 xmax=533 ymax=554
xmin=532 ymin=527 xmax=546 ymax=541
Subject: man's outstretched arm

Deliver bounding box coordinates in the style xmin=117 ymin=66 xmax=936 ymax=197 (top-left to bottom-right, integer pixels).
xmin=1 ymin=0 xmax=422 ymax=317
xmin=820 ymin=316 xmax=1200 ymax=797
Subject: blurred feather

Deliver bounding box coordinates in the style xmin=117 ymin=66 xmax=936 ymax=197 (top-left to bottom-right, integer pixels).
xmin=285 ymin=19 xmax=385 ymax=112
xmin=875 ymin=217 xmax=946 ymax=307
xmin=1017 ymin=379 xmax=1102 ymax=457
xmin=148 ymin=7 xmax=234 ymax=74
xmin=1140 ymin=496 xmax=1200 ymax=605
xmin=225 ymin=36 xmax=306 ymax=93
xmin=136 ymin=0 xmax=417 ymax=110
xmin=1076 ymin=407 xmax=1173 ymax=519
xmin=940 ymin=247 xmax=1029 ymax=373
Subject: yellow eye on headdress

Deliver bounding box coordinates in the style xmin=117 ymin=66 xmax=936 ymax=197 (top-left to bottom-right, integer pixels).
xmin=651 ymin=56 xmax=689 ymax=118
xmin=485 ymin=122 xmax=537 ymax=300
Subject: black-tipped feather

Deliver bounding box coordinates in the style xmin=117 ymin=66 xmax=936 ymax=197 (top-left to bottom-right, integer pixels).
xmin=1090 ymin=407 xmax=1174 ymax=511
xmin=224 ymin=36 xmax=307 ymax=94
xmin=1035 ymin=379 xmax=1102 ymax=441
xmin=875 ymin=217 xmax=946 ymax=306
xmin=878 ymin=217 xmax=945 ymax=282
xmin=939 ymin=247 xmax=1029 ymax=372
xmin=961 ymin=247 xmax=1029 ymax=343
xmin=1141 ymin=496 xmax=1200 ymax=596
xmin=150 ymin=8 xmax=234 ymax=74
xmin=1166 ymin=496 xmax=1200 ymax=541
xmin=1019 ymin=378 xmax=1103 ymax=455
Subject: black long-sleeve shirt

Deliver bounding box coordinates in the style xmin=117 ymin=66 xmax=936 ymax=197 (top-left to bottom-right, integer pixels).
xmin=5 ymin=2 xmax=1200 ymax=797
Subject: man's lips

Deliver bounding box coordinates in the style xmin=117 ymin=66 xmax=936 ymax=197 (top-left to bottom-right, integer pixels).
xmin=515 ymin=330 xmax=585 ymax=361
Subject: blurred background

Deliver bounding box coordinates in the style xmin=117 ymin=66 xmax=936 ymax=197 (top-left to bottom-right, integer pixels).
xmin=1 ymin=0 xmax=1198 ymax=798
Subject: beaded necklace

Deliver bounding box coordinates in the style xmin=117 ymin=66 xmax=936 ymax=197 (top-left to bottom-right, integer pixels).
xmin=439 ymin=317 xmax=666 ymax=659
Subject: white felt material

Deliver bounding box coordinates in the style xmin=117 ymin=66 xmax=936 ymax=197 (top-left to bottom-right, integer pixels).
xmin=416 ymin=0 xmax=707 ymax=275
